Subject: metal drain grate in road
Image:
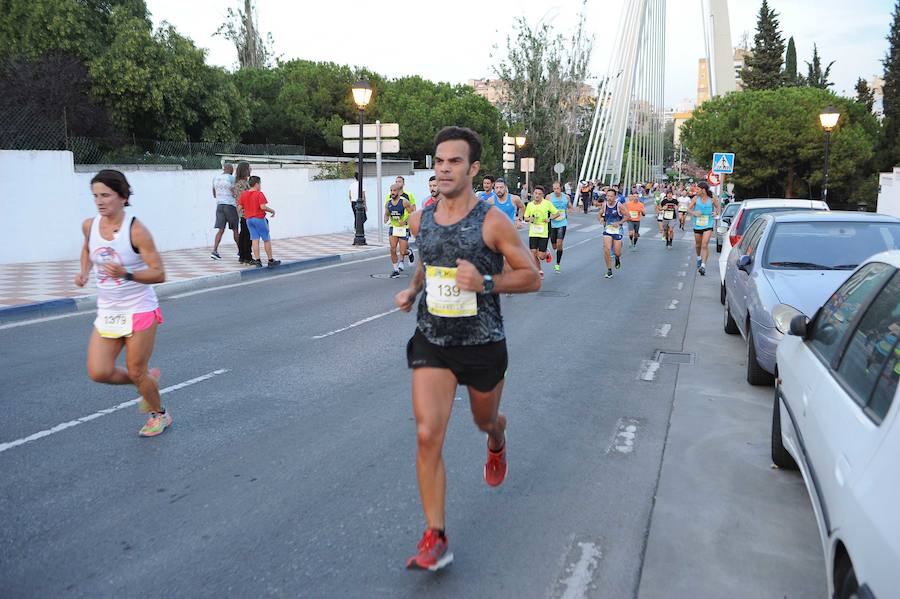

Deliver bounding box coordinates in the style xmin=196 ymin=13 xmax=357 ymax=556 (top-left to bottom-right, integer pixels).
xmin=655 ymin=351 xmax=695 ymax=365
xmin=370 ymin=273 xmax=409 ymax=279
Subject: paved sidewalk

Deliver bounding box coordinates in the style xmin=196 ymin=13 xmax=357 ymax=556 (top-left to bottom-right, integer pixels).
xmin=638 ymin=257 xmax=826 ymax=597
xmin=0 ymin=233 xmax=385 ymax=309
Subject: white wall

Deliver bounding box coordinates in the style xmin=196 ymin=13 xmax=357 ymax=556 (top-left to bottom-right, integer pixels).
xmin=876 ymin=168 xmax=900 ymax=220
xmin=1 ymin=150 xmax=432 ymax=264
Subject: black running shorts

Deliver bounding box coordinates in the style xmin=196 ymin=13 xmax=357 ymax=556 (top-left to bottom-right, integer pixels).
xmin=407 ymin=329 xmax=508 ymax=392
xmin=529 ymin=236 xmax=550 ymax=252
xmin=549 ymin=226 xmax=567 ymax=244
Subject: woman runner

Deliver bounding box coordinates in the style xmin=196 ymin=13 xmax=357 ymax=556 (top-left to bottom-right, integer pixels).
xmin=75 ymin=170 xmax=170 ymax=437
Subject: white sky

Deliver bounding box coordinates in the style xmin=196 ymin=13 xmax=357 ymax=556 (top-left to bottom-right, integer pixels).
xmin=147 ymin=0 xmax=893 ymax=108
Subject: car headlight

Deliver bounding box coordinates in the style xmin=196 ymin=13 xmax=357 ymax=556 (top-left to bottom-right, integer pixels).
xmin=773 ymin=304 xmax=803 ymax=335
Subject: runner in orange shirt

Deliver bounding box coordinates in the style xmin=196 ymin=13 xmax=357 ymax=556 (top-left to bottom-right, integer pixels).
xmin=624 ymin=192 xmax=646 ymax=249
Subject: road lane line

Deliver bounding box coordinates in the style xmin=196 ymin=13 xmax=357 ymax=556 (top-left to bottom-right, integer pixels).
xmin=654 ymin=324 xmax=672 ymax=338
xmin=0 ymin=369 xmax=229 ymax=454
xmin=675 ymin=282 xmax=684 ymax=291
xmin=579 ymin=224 xmax=603 ymax=233
xmin=638 ymin=360 xmax=660 ymax=381
xmin=667 ymin=299 xmax=679 ymax=310
xmin=312 ymin=308 xmax=401 ymax=339
xmin=677 ymin=271 xmax=687 ymax=277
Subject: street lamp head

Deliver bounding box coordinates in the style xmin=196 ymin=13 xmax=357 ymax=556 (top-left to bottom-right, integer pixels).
xmin=819 ymin=106 xmax=840 ymax=131
xmin=515 ymin=136 xmax=526 ymax=148
xmin=351 ymin=80 xmax=373 ymax=109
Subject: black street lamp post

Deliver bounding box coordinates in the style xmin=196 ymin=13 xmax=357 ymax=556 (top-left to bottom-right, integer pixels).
xmin=819 ymin=106 xmax=840 ymax=206
xmin=351 ymin=80 xmax=373 ymax=245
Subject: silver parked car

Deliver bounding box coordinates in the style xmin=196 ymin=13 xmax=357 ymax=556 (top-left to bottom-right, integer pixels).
xmin=723 ymin=211 xmax=900 ymax=385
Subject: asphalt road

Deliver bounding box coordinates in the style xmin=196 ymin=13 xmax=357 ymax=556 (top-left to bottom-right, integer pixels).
xmin=1 ymin=211 xmax=708 ymax=597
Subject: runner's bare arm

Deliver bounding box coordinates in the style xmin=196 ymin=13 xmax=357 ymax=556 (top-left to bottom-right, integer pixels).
xmin=456 ymin=209 xmax=539 ymax=294
xmin=402 ymin=199 xmax=413 ymax=223
xmin=395 ymin=210 xmax=426 ymax=311
xmin=103 ymin=220 xmax=166 ymax=284
xmin=75 ymin=218 xmax=92 ymax=287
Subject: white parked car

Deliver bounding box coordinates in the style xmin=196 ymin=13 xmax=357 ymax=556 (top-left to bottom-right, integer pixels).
xmin=773 ymin=250 xmax=900 ymax=599
xmin=719 ymin=198 xmax=828 ymax=305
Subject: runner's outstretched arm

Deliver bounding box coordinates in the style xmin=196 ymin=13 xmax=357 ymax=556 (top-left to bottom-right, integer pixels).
xmin=395 ymin=212 xmax=426 ymax=311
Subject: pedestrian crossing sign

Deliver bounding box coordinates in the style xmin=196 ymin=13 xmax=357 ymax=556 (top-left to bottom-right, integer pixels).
xmin=712 ymin=152 xmax=734 ymax=174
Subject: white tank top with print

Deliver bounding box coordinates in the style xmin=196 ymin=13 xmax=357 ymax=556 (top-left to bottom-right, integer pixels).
xmin=89 ymin=214 xmax=158 ymax=313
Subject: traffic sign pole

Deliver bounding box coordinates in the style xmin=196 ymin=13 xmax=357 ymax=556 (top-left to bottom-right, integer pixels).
xmin=376 ymin=120 xmax=383 ymax=244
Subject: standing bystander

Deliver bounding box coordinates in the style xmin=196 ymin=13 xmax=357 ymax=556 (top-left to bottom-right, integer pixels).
xmin=210 ymin=163 xmax=238 ymax=261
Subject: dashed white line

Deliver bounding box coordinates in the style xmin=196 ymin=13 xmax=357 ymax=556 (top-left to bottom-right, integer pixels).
xmin=654 ymin=323 xmax=672 ymax=338
xmin=579 ymin=223 xmax=603 ymax=233
xmin=0 ymin=369 xmax=229 ymax=454
xmin=312 ymin=308 xmax=401 ymax=339
xmin=667 ymin=299 xmax=679 ymax=310
xmin=559 ymin=542 xmax=602 ymax=599
xmin=639 ymin=360 xmax=660 ymax=381
xmin=677 ymin=271 xmax=687 ymax=277
xmin=675 ymin=282 xmax=684 ymax=291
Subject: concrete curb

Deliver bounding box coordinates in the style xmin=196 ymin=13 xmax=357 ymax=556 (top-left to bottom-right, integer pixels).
xmin=0 ymin=248 xmax=391 ymax=326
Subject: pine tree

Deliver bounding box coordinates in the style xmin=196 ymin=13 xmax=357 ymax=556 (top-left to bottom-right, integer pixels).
xmin=883 ymin=1 xmax=900 ymax=168
xmin=855 ymin=78 xmax=875 ymax=111
xmin=741 ymin=0 xmax=786 ymax=90
xmin=805 ymin=44 xmax=835 ymax=89
xmin=784 ymin=37 xmax=798 ymax=85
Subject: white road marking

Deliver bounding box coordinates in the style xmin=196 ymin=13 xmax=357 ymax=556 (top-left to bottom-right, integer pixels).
xmin=0 ymin=310 xmax=93 ymax=330
xmin=654 ymin=323 xmax=672 ymax=338
xmin=0 ymin=369 xmax=229 ymax=454
xmin=639 ymin=359 xmax=660 ymax=381
xmin=559 ymin=542 xmax=602 ymax=599
xmin=579 ymin=224 xmax=603 ymax=233
xmin=667 ymin=299 xmax=679 ymax=310
xmin=311 ymin=308 xmax=401 ymax=339
xmin=608 ymin=418 xmax=640 ymax=454
xmin=675 ymin=282 xmax=684 ymax=291
xmin=677 ymin=271 xmax=687 ymax=277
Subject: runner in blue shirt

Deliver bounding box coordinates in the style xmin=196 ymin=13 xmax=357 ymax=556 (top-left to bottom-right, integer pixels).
xmin=547 ymin=181 xmax=573 ymax=273
xmin=475 ymin=175 xmax=498 ymax=203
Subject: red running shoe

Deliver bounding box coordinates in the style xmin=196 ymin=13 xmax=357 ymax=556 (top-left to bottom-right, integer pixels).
xmin=545 ymin=252 xmax=552 ymax=263
xmin=406 ymin=529 xmax=453 ymax=571
xmin=484 ymin=438 xmax=507 ymax=487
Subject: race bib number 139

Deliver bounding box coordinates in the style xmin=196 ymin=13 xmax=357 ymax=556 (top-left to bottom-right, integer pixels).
xmin=425 ymin=266 xmax=477 ymax=318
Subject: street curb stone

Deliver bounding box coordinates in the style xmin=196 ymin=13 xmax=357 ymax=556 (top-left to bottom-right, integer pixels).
xmin=0 ymin=248 xmax=391 ymax=326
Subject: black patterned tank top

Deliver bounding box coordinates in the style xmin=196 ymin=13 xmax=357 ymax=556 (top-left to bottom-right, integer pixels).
xmin=416 ymin=199 xmax=505 ymax=346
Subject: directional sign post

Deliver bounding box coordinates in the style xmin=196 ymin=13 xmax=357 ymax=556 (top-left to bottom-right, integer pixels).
xmin=342 ymin=121 xmax=401 ymax=243
xmin=554 ymin=162 xmax=565 ymax=183
xmin=503 ymin=134 xmax=517 ymax=178
xmin=521 ymin=158 xmax=535 ymax=200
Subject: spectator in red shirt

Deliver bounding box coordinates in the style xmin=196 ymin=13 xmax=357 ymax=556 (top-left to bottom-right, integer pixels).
xmin=238 ymin=176 xmax=281 ymax=268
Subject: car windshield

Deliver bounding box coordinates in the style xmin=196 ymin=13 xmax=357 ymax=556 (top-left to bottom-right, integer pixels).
xmin=722 ymin=203 xmax=741 ymax=219
xmin=736 ymin=206 xmax=814 ymax=234
xmin=765 ymin=221 xmax=900 ymax=270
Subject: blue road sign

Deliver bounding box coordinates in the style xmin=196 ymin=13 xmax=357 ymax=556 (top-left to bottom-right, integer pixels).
xmin=712 ymin=152 xmax=735 ymax=174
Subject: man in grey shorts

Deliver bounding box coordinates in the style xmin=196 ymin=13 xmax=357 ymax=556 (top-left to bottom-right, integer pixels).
xmin=211 ymin=163 xmax=239 ymax=260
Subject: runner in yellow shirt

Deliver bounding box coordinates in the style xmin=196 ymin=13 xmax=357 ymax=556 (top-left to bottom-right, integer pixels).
xmin=523 ymin=185 xmax=563 ymax=279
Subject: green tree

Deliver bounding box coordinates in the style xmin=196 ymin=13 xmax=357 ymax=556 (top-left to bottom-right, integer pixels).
xmin=232 ymin=67 xmax=294 ymax=144
xmin=881 ymin=0 xmax=900 ymax=170
xmin=741 ymin=0 xmax=786 ymax=90
xmin=493 ymin=5 xmax=594 ymax=184
xmin=855 ymin=78 xmax=875 ymax=111
xmin=681 ymin=87 xmax=880 ymax=204
xmin=804 ymin=44 xmax=835 ymax=89
xmin=89 ymin=10 xmax=248 ymax=141
xmin=784 ymin=36 xmax=798 ymax=85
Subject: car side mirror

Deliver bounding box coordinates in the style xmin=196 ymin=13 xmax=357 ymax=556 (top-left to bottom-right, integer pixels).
xmin=738 ymin=255 xmax=752 ymax=273
xmin=789 ymin=314 xmax=809 ymax=337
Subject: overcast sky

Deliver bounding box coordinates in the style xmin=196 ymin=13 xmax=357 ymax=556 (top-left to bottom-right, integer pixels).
xmin=146 ymin=0 xmax=893 ymax=108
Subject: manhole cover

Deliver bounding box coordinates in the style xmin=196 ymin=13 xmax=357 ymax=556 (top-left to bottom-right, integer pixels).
xmin=655 ymin=351 xmax=695 ymax=365
xmin=370 ymin=273 xmax=409 ymax=279
xmin=537 ymin=290 xmax=569 ymax=297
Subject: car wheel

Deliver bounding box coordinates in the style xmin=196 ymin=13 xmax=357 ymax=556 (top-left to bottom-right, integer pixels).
xmin=834 ymin=557 xmax=859 ymax=599
xmin=716 ymin=241 xmax=722 ymax=253
xmin=747 ymin=327 xmax=775 ymax=386
xmin=720 ymin=282 xmax=726 ymax=305
xmin=771 ymin=388 xmax=797 ymax=469
xmin=724 ymin=301 xmax=739 ymax=335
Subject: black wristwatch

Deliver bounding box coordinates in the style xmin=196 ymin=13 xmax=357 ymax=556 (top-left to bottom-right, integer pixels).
xmin=124 ymin=269 xmax=134 ymax=281
xmin=481 ymin=274 xmax=494 ymax=294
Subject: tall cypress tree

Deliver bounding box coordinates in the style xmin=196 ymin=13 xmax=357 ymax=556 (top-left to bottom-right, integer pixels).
xmin=784 ymin=37 xmax=798 ymax=85
xmin=805 ymin=44 xmax=835 ymax=89
xmin=741 ymin=0 xmax=786 ymax=90
xmin=883 ymin=1 xmax=900 ymax=168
